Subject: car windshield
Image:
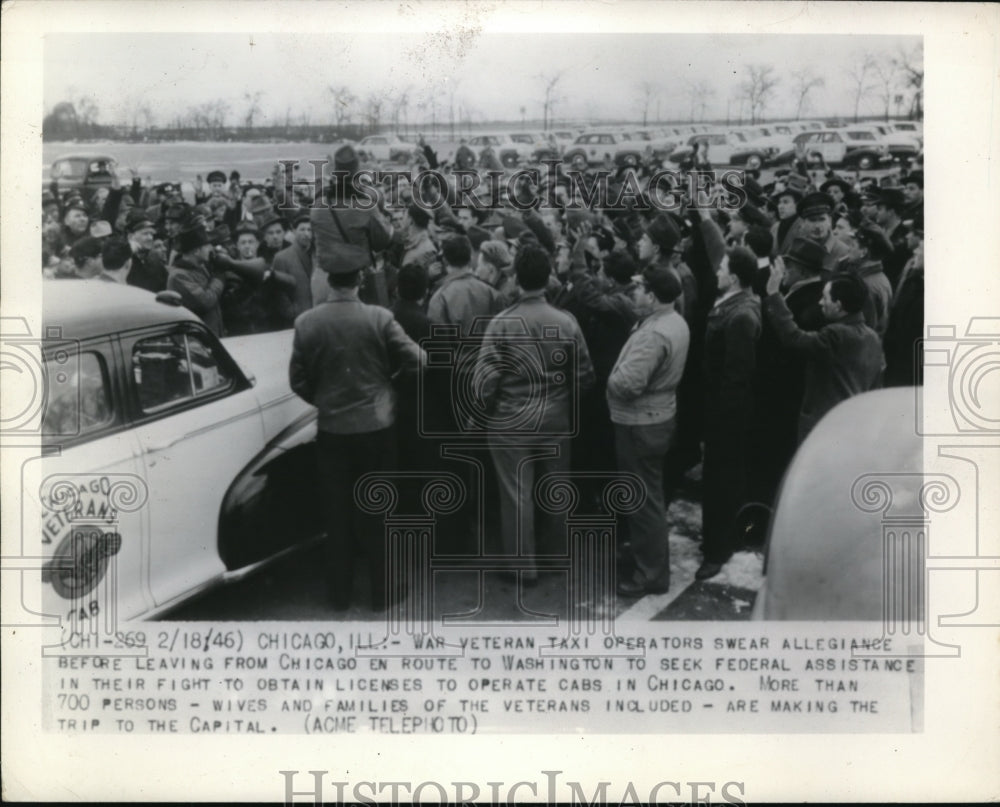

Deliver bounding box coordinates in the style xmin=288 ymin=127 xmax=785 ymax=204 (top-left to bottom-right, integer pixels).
xmin=846 ymin=131 xmax=876 ymax=141
xmin=52 ymin=159 xmax=89 ymax=179
xmin=510 ymin=134 xmax=534 ymax=143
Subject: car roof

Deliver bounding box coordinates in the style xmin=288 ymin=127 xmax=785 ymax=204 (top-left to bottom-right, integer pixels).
xmin=758 ymin=388 xmax=920 ymax=620
xmin=43 ymin=279 xmax=201 ymax=341
xmin=51 ymin=154 xmax=117 ymax=162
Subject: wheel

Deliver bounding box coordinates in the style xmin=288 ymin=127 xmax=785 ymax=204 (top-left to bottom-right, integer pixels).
xmin=568 ymin=151 xmax=587 ymax=170
xmin=622 ymin=153 xmax=638 ymax=167
xmin=501 ymin=152 xmax=519 ymax=168
xmin=857 ymin=155 xmax=874 ymax=170
xmin=746 ymin=153 xmax=762 ymax=170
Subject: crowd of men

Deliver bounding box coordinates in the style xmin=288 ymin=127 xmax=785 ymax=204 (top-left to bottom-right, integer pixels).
xmin=42 ymin=138 xmax=925 ymax=610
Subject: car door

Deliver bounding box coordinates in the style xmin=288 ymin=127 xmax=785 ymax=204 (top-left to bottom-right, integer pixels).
xmin=823 ymin=132 xmax=846 ymax=163
xmin=36 ymin=338 xmax=153 ymax=623
xmin=125 ymin=323 xmax=265 ymax=607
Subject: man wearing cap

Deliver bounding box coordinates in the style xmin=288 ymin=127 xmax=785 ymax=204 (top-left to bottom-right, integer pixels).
xmin=607 ymin=266 xmax=690 ymax=597
xmin=125 ymin=214 xmax=168 ymax=292
xmin=166 ymin=222 xmax=226 ymax=336
xmin=764 ymin=266 xmax=884 ymax=441
xmin=271 ymin=212 xmax=315 ymax=317
xmin=310 ymin=144 xmax=393 ymax=308
xmin=769 ymin=174 xmax=809 ymax=257
xmin=290 ymin=262 xmax=425 ymax=611
xmin=638 ymin=213 xmax=691 ymax=320
xmin=798 ymin=191 xmax=852 ymax=275
xmin=874 ymin=187 xmax=912 ymax=290
xmin=844 ymin=222 xmax=894 ymax=338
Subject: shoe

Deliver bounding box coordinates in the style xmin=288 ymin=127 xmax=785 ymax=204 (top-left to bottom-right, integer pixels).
xmin=695 ymin=561 xmax=724 ymax=581
xmin=616 ymin=577 xmax=670 ymax=598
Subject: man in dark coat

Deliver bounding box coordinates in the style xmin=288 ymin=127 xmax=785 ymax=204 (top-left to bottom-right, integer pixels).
xmin=874 ymin=187 xmax=912 ymax=291
xmin=764 ymin=267 xmax=884 ymax=442
xmin=271 ymin=212 xmax=315 ymax=317
xmin=289 ymin=264 xmax=424 ymax=611
xmin=697 ymin=208 xmax=762 ymax=581
xmin=798 ymin=191 xmax=852 ymax=275
xmin=166 ymin=223 xmax=226 ymax=336
xmin=883 ymin=220 xmax=924 ymax=387
xmin=125 ymin=214 xmax=169 ymax=292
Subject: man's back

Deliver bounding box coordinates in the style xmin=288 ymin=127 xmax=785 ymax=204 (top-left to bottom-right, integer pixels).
xmin=290 ymin=290 xmax=421 ymax=434
xmin=476 ymin=291 xmax=595 ymax=433
xmin=427 ymin=269 xmax=502 ymax=336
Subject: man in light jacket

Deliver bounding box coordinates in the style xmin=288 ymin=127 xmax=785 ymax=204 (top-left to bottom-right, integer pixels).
xmin=606 ymin=266 xmax=690 ymax=597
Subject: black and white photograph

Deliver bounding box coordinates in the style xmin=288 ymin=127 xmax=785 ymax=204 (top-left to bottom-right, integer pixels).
xmin=2 ymin=0 xmax=998 ymax=801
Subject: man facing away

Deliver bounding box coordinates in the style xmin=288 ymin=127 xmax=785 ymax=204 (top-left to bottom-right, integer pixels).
xmin=606 ymin=266 xmax=690 ymax=597
xmin=475 ymin=245 xmax=595 ymax=584
xmin=764 ymin=264 xmax=884 ymax=442
xmin=289 ymin=263 xmax=425 ymax=611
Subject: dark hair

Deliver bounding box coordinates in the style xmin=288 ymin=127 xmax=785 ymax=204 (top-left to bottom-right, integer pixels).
xmin=827 ymin=273 xmax=868 ymax=314
xmin=407 ymin=203 xmax=432 ymax=229
xmin=514 ymin=244 xmax=552 ymax=291
xmin=728 ymin=246 xmax=758 ymax=288
xmin=440 ymin=234 xmax=472 ymax=268
xmin=101 ymin=238 xmax=132 ymax=271
xmin=744 ymin=225 xmax=772 ymax=259
xmin=70 ymin=236 xmax=103 ymax=267
xmin=642 ymin=266 xmax=682 ymax=303
xmin=397 ymin=263 xmax=429 ymax=302
xmin=327 ymin=269 xmax=361 ymax=289
xmin=604 ymin=249 xmax=636 ymax=285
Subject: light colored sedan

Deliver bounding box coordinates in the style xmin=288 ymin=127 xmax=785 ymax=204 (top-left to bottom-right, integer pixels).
xmin=32 ymin=281 xmax=320 ymax=624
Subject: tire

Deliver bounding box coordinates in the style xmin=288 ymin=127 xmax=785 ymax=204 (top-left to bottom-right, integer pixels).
xmin=857 ymin=155 xmax=874 ymax=170
xmin=622 ymin=153 xmax=638 ymax=167
xmin=567 ymin=151 xmax=587 ymax=170
xmin=746 ymin=153 xmax=763 ymax=170
xmin=501 ymin=152 xmax=519 ymax=168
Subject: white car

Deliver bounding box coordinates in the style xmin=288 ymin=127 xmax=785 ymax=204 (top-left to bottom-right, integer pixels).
xmin=850 ymin=123 xmax=922 ymax=162
xmin=32 ymin=281 xmax=320 ymax=624
xmin=464 ymin=133 xmax=534 ymax=167
xmin=357 ymin=134 xmax=416 ymax=163
xmin=562 ymin=130 xmax=647 ymax=169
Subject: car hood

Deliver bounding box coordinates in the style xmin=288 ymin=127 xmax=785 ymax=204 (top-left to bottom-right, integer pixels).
xmin=221 ymin=329 xmax=296 ymax=400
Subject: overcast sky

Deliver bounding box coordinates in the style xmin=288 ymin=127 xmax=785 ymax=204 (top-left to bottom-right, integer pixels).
xmin=45 ymin=32 xmax=921 ymax=127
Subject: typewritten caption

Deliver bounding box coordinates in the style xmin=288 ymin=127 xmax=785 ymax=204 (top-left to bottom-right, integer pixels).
xmin=44 ymin=623 xmax=922 ymax=734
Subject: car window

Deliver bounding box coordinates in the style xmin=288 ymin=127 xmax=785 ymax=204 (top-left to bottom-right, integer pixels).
xmin=42 ymin=350 xmax=113 ymax=438
xmin=598 ymin=134 xmax=614 ymax=145
xmin=510 ymin=134 xmax=532 ymax=144
xmin=709 ymin=134 xmax=727 ymax=145
xmin=52 ymin=159 xmax=88 ymax=180
xmin=132 ymin=331 xmax=232 ymax=414
xmin=846 ymin=131 xmax=874 ymax=141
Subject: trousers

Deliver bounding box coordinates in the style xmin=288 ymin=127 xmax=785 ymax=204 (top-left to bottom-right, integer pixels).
xmin=489 ymin=434 xmax=570 ymax=580
xmin=316 ymin=428 xmax=397 ymax=609
xmin=614 ymin=419 xmax=676 ymax=587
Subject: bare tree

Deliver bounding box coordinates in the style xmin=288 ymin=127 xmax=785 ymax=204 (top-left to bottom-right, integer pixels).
xmin=871 ymin=58 xmax=898 ymax=122
xmin=421 ymin=86 xmax=445 ymax=135
xmin=790 ymin=68 xmax=825 ymax=120
xmin=537 ymin=70 xmax=564 ymax=131
xmin=365 ymin=93 xmax=384 ymax=133
xmin=845 ymin=51 xmax=877 ymax=123
xmin=390 ymin=88 xmax=411 ymax=136
xmin=738 ymin=64 xmax=780 ymax=124
xmin=636 ymin=81 xmax=659 ymax=127
xmin=243 ymin=91 xmax=264 ymax=130
xmin=893 ymin=42 xmax=923 ymax=120
xmin=327 ymin=85 xmax=357 ymax=131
